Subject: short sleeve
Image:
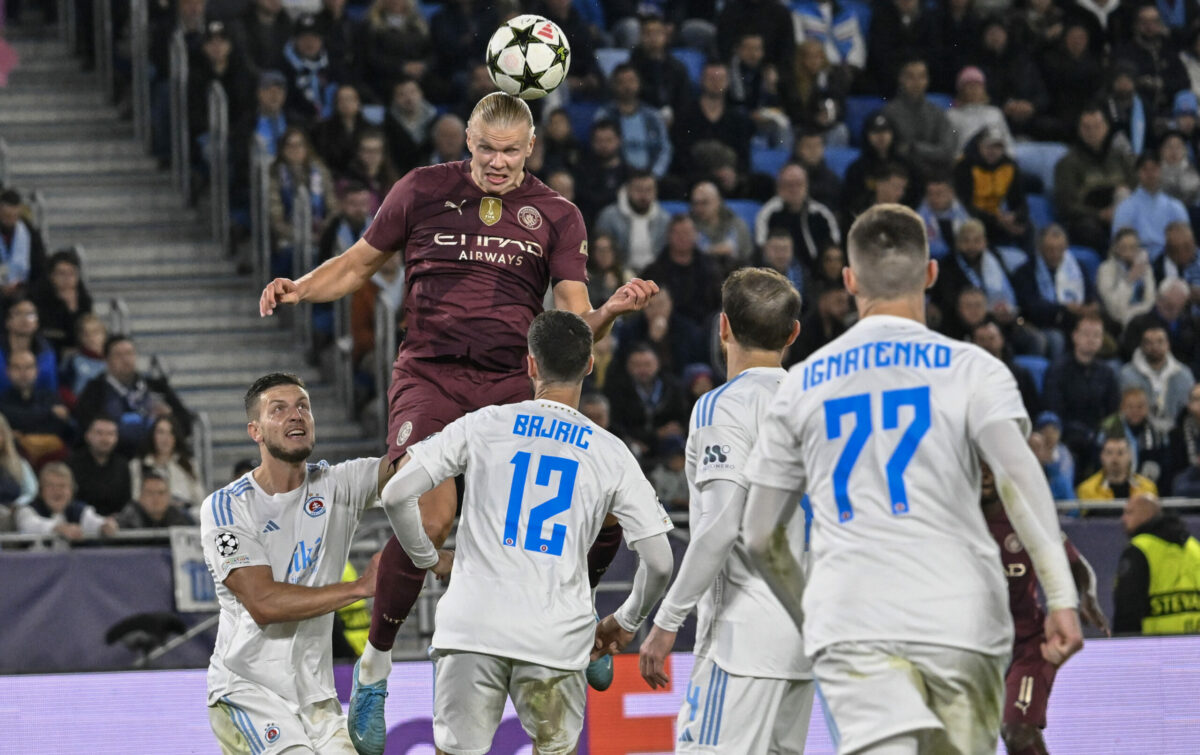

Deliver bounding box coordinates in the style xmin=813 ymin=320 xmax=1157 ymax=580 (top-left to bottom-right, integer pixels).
xmin=405 ymin=412 xmax=472 ymax=483
xmin=609 ymin=450 xmax=674 ymax=545
xmin=200 ymin=493 xmax=270 ymax=583
xmin=967 ymin=354 xmax=1031 ymax=442
xmin=691 ymin=423 xmax=754 ymax=489
xmin=330 ymin=457 xmax=383 ymax=516
xmin=744 ymin=388 xmax=809 ymax=493
xmin=548 ymin=202 xmax=589 ymax=284
xmin=362 ymin=172 xmax=417 ymax=253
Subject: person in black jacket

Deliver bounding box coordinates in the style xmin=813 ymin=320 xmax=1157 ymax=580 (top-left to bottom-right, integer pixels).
xmin=29 ymin=249 xmax=92 ymax=360
xmin=115 ymin=472 xmax=196 ymax=530
xmin=66 ymin=416 xmax=132 ymax=518
xmin=840 ymin=112 xmax=921 ymax=220
xmin=628 ymin=13 xmax=692 ymax=120
xmin=603 ymin=343 xmax=689 ymax=462
xmin=1113 ymin=493 xmax=1200 ymax=634
xmin=229 ymin=0 xmax=293 ymax=79
xmin=971 ymin=319 xmax=1041 ymax=418
xmin=1043 ymin=314 xmax=1121 ymax=474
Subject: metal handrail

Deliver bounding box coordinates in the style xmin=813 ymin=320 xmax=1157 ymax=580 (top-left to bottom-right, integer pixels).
xmin=249 ymin=142 xmax=272 ymax=293
xmin=94 ymin=0 xmax=114 ymax=102
xmin=0 ymin=137 xmax=8 ymax=186
xmin=1056 ymin=497 xmax=1200 ymax=513
xmin=28 ymin=190 xmax=47 ymax=248
xmin=58 ymin=0 xmax=75 ymax=48
xmin=292 ymin=184 xmax=314 ymax=349
xmin=130 ymin=0 xmax=151 ymax=152
xmin=207 ymin=81 xmax=230 ymax=252
xmin=108 ymin=296 xmax=130 ymax=336
xmin=168 ymin=30 xmax=190 ymax=200
xmin=195 ymin=410 xmax=214 ymax=492
xmin=332 ymin=296 xmax=355 ymax=416
xmin=373 ymin=296 xmax=397 ymax=436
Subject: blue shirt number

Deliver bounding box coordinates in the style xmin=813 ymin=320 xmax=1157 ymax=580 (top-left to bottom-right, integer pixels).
xmin=503 ymin=451 xmax=578 ymax=556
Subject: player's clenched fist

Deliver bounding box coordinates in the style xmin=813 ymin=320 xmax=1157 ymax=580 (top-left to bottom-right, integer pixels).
xmin=260 ymin=278 xmax=302 ymax=317
xmin=603 ymin=278 xmax=659 ymax=316
xmin=592 ymin=614 xmax=635 ymax=661
xmin=1041 ymin=608 xmax=1084 ymax=666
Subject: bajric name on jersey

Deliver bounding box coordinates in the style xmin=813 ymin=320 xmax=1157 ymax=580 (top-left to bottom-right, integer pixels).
xmin=512 ymin=413 xmax=593 ymax=449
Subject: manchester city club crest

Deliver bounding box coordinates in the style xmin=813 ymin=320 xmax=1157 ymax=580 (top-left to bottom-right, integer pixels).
xmin=479 ymin=196 xmax=503 ymax=226
xmin=517 ymin=205 xmax=542 ymax=230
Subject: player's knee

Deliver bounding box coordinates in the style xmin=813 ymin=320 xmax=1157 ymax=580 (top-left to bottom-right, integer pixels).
xmin=1002 ymin=723 xmax=1041 ymax=751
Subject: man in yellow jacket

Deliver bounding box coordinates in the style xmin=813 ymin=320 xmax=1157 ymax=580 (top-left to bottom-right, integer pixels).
xmin=1114 ymin=493 xmax=1200 ymax=635
xmin=1077 ymin=436 xmax=1158 ymax=501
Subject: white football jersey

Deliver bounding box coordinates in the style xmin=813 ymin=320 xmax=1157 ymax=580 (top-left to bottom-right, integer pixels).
xmin=406 ymin=399 xmax=673 ymax=671
xmin=747 ymin=315 xmax=1028 ymax=658
xmin=684 ymin=367 xmax=811 ymax=679
xmin=201 ymin=459 xmax=380 ymax=707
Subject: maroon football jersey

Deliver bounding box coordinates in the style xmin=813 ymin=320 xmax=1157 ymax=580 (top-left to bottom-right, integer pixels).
xmin=363 ymin=161 xmax=589 ymax=372
xmin=986 ymin=506 xmax=1081 ymax=642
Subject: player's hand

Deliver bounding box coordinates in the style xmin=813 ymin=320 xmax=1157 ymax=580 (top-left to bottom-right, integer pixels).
xmin=259 ymin=278 xmax=302 ymax=317
xmin=638 ymin=624 xmax=675 ymax=689
xmin=1041 ymin=608 xmax=1084 ymax=666
xmin=603 ymin=278 xmax=659 ymax=316
xmin=1079 ymin=592 xmax=1111 ymax=637
xmin=356 ymin=551 xmax=382 ymax=598
xmin=430 ymin=549 xmax=454 ymax=580
xmin=592 ymin=614 xmax=635 ymax=660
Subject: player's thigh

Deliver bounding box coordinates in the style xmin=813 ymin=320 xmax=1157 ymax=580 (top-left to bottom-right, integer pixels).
xmin=812 ymin=642 xmax=943 ymax=755
xmin=302 ymin=698 xmax=357 ymax=754
xmin=432 ymin=650 xmax=512 ymax=755
xmin=676 ymin=656 xmax=805 ymax=753
xmin=386 ymin=361 xmax=463 ymax=463
xmin=209 ymin=688 xmax=306 ymax=754
xmin=508 ymin=660 xmax=586 ymax=755
xmin=910 ymin=644 xmax=1006 ymax=755
xmin=1003 ymin=638 xmax=1057 ymax=731
xmin=767 ymin=678 xmax=816 ymax=754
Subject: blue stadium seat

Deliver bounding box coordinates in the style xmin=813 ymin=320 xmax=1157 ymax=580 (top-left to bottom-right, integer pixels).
xmin=1026 ymin=194 xmax=1054 ymax=230
xmin=844 ymin=0 xmax=873 ymax=34
xmin=416 ymin=2 xmax=442 ymax=22
xmin=751 ymin=146 xmax=791 ymax=178
xmin=659 ymin=200 xmax=690 ymax=218
xmin=726 ymin=199 xmax=763 ymax=233
xmin=824 ymin=146 xmax=861 ymax=180
xmin=595 ymin=47 xmax=630 ymax=80
xmin=1070 ymin=246 xmax=1101 ymax=282
xmin=1013 ymin=141 xmax=1068 ymax=195
xmin=1013 ymin=355 xmax=1050 ymax=394
xmin=566 ymin=101 xmax=602 ymax=143
xmin=671 ymin=48 xmax=706 ymax=86
xmin=361 ymin=104 xmax=385 ymax=125
xmin=845 ymin=96 xmax=886 ymax=145
xmin=926 ymin=93 xmax=953 ymax=110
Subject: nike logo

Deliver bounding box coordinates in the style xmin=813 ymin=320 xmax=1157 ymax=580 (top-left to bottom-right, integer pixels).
xmin=444 ymin=200 xmax=466 ymax=215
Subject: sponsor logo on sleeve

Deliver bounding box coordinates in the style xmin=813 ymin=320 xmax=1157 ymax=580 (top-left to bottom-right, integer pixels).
xmin=517 ymin=205 xmax=543 ymax=230
xmin=214 ymin=531 xmax=240 ymax=557
xmin=701 ymin=444 xmax=736 ymax=472
xmin=305 ymin=496 xmax=326 ymax=518
xmin=479 ymin=197 xmax=503 ymax=226
xmin=579 ymin=239 xmax=588 ymax=256
xmin=221 ymin=554 xmax=251 ymax=569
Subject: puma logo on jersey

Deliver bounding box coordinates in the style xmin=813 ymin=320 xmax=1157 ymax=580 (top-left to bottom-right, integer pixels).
xmin=444 ymin=200 xmax=466 ymax=215
xmin=703 ymin=445 xmax=729 ymax=464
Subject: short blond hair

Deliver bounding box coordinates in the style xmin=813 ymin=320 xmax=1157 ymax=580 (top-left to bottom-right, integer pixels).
xmin=468 ymin=92 xmax=535 ymax=134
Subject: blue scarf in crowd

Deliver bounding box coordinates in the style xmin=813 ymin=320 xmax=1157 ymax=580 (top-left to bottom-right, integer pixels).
xmin=278 ymin=164 xmax=328 ymax=226
xmin=1034 ymin=252 xmax=1086 ymax=305
xmin=0 ymin=221 xmax=31 ymax=285
xmin=956 ymin=250 xmax=1016 ymax=310
xmin=283 ymin=42 xmax=333 ymax=119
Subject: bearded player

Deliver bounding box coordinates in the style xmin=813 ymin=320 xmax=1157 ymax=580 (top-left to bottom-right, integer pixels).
xmin=259 ymin=91 xmax=658 ymax=755
xmin=981 ymin=461 xmax=1109 ymax=755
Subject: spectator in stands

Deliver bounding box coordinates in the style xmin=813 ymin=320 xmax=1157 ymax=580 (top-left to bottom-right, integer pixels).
xmin=975 ymin=17 xmax=1054 ymax=141
xmin=350 ymin=250 xmax=403 ymax=369
xmin=728 ymin=33 xmax=789 ymax=146
xmin=1158 ymin=131 xmax=1200 ymax=204
xmin=866 ymin=0 xmax=930 ymax=97
xmin=1040 ymin=23 xmax=1105 ymax=142
xmin=671 ymin=62 xmax=755 ymax=180
xmin=29 ymin=249 xmax=91 ymax=361
xmin=1155 ymin=221 xmax=1200 ymax=300
xmin=545 ymin=168 xmax=575 ymax=203
xmin=918 ymin=174 xmax=970 ymax=259
xmin=1054 ymin=107 xmax=1135 ymax=251
xmin=232 ymin=70 xmax=292 ymax=169
xmin=128 ymin=416 xmax=206 ymax=514
xmin=339 ymin=130 xmax=398 ymax=215
xmin=1113 ymin=152 xmax=1190 ymax=260
xmin=784 ymin=40 xmax=852 ymax=145
xmin=188 ymin=22 xmax=255 ymax=168
xmin=792 ymin=285 xmax=851 ymax=363
xmin=1098 ymin=63 xmax=1151 ymax=157
xmin=578 ymin=392 xmax=610 ymax=432
xmin=1113 ymin=492 xmax=1200 ymax=634
xmin=0 ymin=349 xmax=72 ymax=463
xmin=810 ymin=242 xmax=847 ymax=295
xmin=604 ymin=342 xmax=689 ymax=460
xmin=529 ymin=109 xmax=581 ymax=178
xmin=942 ymin=285 xmax=987 ymax=341
xmin=312 ymin=84 xmax=368 ymax=174
xmin=428 ymin=0 xmax=500 ymax=90
xmin=628 ymin=12 xmax=691 ymax=122
xmin=452 ymin=63 xmax=496 ymax=124
xmin=148 ymin=0 xmax=208 ymax=163
xmin=614 ymin=287 xmax=706 ymax=379
xmin=574 ymin=120 xmax=628 ymax=227
xmin=642 ymin=215 xmax=722 ymax=329
xmin=280 ymin=14 xmax=338 ymax=126
xmin=595 ymin=65 xmax=672 ymax=179
xmin=0 ymin=189 xmax=45 ymax=300
xmin=318 ymin=182 xmax=372 ymax=266
xmin=361 ymin=0 xmax=432 ymax=103
xmin=1013 ymin=224 xmax=1098 ymax=354
xmin=0 ymin=299 xmax=57 ymax=395
xmin=1113 ymin=4 xmax=1188 ymax=120
xmin=1167 ymin=383 xmax=1200 ymax=494
xmin=267 ymin=127 xmax=338 ymax=273
xmin=1061 ymin=0 xmax=1131 ymax=59
xmin=426 ymin=114 xmax=468 ymax=165
xmin=703 ymin=142 xmax=777 ymax=203
xmin=585 ymin=234 xmax=633 ymax=309
xmin=116 ymin=471 xmax=196 ymax=529
xmin=869 ymin=162 xmax=912 ymax=208
xmin=314 ymin=0 xmax=361 ymax=76
xmin=946 ymin=67 xmax=1013 ymax=156
xmin=650 ymin=436 xmax=688 ymax=509
xmin=689 ymin=181 xmax=753 ymax=269
xmin=532 ymin=0 xmax=603 ymax=98
xmin=794 ymin=130 xmax=842 ymax=209
xmin=1098 ymin=228 xmax=1157 ymax=328
xmin=0 ymin=414 xmax=36 ymax=510
xmin=15 ymin=462 xmax=117 ymax=541
xmin=1079 ymin=435 xmax=1158 ymax=500
xmin=62 ymin=314 xmax=106 ymax=401
xmin=595 ymin=170 xmax=670 ymax=272
xmin=1032 ymin=412 xmax=1077 ymax=500
xmin=925 ymin=0 xmax=982 ymax=95
xmin=971 ymin=318 xmax=1041 ymax=417
xmin=1099 ymin=386 xmax=1170 ymax=484
xmin=230 ymin=0 xmax=293 ymax=78
xmin=383 ymin=77 xmax=436 ymax=176
xmin=761 ymin=229 xmax=806 ymax=300
xmin=75 ymin=335 xmax=192 ymax=460
xmin=1122 ymin=279 xmax=1198 ymax=368
xmin=934 ymin=220 xmax=1020 ymax=336
xmin=1121 ymin=325 xmax=1196 ymax=433
xmin=792 ymin=0 xmax=866 ymax=77
xmin=755 ymin=163 xmax=840 ymax=270
xmin=841 ymin=112 xmax=920 ymax=217
xmin=1045 ymin=314 xmax=1121 ymax=470
xmin=882 ymin=59 xmax=957 ymax=178
xmin=65 ymin=416 xmax=130 ymax=518
xmin=716 ymin=0 xmax=795 ymax=71
xmin=954 ymin=127 xmax=1029 ymax=249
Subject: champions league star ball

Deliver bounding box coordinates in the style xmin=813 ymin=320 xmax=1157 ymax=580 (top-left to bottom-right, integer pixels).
xmin=486 ymin=14 xmax=571 ymax=100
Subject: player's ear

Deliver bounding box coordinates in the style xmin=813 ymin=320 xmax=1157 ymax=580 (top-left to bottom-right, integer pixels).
xmin=785 ymin=319 xmax=801 ymax=348
xmin=842 ymin=266 xmax=859 ymax=297
xmin=246 ymin=420 xmax=262 ymax=445
xmin=584 ymin=354 xmax=594 ymax=377
xmin=526 ymin=353 xmax=539 ymax=381
xmin=718 ymin=312 xmax=731 ymax=343
xmin=925 ymin=259 xmax=939 ymax=289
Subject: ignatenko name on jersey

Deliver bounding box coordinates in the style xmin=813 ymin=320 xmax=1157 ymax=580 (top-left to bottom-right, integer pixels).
xmin=801 ymin=340 xmax=954 ymax=389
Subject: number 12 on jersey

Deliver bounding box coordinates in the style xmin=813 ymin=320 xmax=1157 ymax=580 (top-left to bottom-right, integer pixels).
xmin=823 ymin=386 xmax=931 ymax=522
xmin=504 ymin=452 xmax=578 ymax=556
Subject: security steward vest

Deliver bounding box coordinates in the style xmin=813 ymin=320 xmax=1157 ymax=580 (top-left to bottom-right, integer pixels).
xmin=1130 ymin=534 xmax=1200 ymax=635
xmin=338 ymin=562 xmax=371 ymax=655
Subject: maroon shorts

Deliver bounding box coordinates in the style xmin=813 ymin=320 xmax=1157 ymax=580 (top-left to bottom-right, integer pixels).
xmin=386 ymin=353 xmax=532 ymax=462
xmin=1004 ymin=635 xmax=1058 ymax=729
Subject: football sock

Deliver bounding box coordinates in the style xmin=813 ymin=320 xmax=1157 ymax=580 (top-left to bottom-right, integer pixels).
xmin=366 ymin=535 xmax=427 ymax=653
xmin=587 ymin=522 xmax=624 ymax=589
xmin=357 ymin=642 xmax=392 ymax=686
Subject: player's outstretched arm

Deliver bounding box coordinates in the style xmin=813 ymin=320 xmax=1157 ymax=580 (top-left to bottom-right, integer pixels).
xmin=259 ymin=238 xmax=392 ymax=316
xmin=595 ymin=533 xmax=674 ymax=660
xmin=553 ymin=278 xmax=659 ymax=340
xmin=641 ymin=479 xmax=746 ymax=689
xmin=743 ymin=483 xmax=806 ymax=630
xmin=379 ymin=454 xmax=453 ymax=576
xmin=224 ymin=552 xmax=380 ymax=625
xmin=976 ymin=419 xmax=1083 ymax=666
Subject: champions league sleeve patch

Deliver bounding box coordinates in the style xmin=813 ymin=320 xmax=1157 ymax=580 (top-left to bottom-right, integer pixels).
xmin=215 ymin=531 xmax=240 ymax=557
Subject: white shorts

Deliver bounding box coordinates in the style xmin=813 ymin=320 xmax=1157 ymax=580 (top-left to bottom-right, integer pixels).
xmin=675 ymin=655 xmax=815 ymax=754
xmin=432 ymin=649 xmax=586 ymax=755
xmin=813 ymin=641 xmax=1007 ymax=755
xmin=208 ymin=684 xmax=355 ymax=755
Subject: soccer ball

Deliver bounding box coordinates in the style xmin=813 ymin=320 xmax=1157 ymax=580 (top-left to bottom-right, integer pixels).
xmin=485 ymin=14 xmax=571 ymax=100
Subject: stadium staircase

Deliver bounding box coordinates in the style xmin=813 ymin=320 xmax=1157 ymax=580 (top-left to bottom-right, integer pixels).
xmin=0 ymin=23 xmax=381 ymax=485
